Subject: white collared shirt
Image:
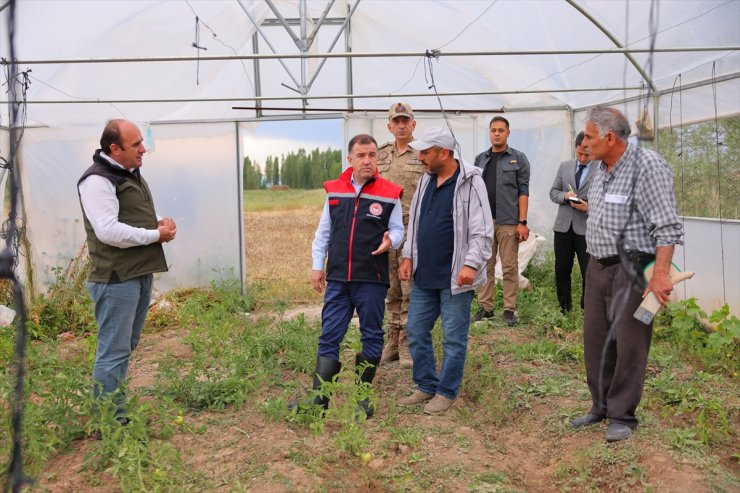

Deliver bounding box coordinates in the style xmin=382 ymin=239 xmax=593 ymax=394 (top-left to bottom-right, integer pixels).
xmin=78 ymin=153 xmax=160 ymax=248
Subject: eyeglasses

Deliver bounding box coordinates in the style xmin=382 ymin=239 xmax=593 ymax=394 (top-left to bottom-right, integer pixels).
xmin=603 ymin=173 xmax=614 ymax=192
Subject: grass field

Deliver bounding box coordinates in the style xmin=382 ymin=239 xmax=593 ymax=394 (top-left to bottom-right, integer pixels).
xmin=1 ymin=189 xmax=738 ymax=492
xmin=244 ymin=189 xmax=325 ymax=213
xmin=244 ymin=189 xmax=325 ymax=306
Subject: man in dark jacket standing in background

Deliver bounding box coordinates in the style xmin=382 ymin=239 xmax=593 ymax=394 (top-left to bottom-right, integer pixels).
xmin=474 ymin=116 xmax=530 ymax=326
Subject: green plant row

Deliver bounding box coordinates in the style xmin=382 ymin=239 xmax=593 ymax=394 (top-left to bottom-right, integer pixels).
xmin=1 ymin=255 xmax=737 ymax=492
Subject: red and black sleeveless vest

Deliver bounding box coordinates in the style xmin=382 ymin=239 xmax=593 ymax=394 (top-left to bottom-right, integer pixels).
xmin=324 ymin=167 xmax=402 ymax=285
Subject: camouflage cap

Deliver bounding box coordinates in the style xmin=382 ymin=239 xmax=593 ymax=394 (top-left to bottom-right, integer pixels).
xmin=389 ymin=102 xmax=414 ymax=120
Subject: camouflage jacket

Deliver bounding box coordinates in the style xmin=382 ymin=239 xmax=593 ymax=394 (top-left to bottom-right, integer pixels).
xmin=377 ymin=141 xmax=424 ymax=225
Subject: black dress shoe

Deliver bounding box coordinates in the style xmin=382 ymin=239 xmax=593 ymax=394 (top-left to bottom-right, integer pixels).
xmin=473 ymin=308 xmax=494 ymax=322
xmin=606 ymin=423 xmax=632 ymax=442
xmin=570 ymin=413 xmax=605 ymax=428
xmin=503 ymin=310 xmax=518 ymax=327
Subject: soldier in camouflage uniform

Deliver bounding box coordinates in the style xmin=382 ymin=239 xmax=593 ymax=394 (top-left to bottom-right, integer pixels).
xmin=377 ymin=102 xmax=425 ymax=369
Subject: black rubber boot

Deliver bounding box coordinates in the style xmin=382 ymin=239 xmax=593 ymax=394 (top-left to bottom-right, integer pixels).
xmin=289 ymin=356 xmax=341 ymax=413
xmin=311 ymin=356 xmax=342 ymax=409
xmin=355 ymin=353 xmax=381 ymax=419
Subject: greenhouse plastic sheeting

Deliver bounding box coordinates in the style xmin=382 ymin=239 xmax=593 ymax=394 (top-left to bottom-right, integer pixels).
xmin=347 ymin=110 xmax=572 ymax=237
xmin=18 ymin=122 xmax=243 ymax=292
xmin=0 ymin=0 xmax=738 ymax=312
xmin=1 ymin=1 xmax=737 ymax=125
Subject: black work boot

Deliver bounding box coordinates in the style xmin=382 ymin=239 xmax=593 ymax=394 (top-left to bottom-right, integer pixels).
xmin=289 ymin=356 xmax=341 ymax=413
xmin=355 ymin=353 xmax=381 ymax=419
xmin=311 ymin=356 xmax=342 ymax=409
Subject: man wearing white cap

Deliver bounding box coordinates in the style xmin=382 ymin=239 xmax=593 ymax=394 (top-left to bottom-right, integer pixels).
xmin=397 ymin=127 xmax=493 ymax=414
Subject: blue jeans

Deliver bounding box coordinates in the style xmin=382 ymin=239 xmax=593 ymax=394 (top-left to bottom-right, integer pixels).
xmin=318 ymin=281 xmax=387 ymax=361
xmin=406 ymin=287 xmax=473 ymax=400
xmin=88 ymin=274 xmax=153 ymax=416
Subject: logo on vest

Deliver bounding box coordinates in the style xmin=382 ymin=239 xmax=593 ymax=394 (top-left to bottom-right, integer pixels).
xmin=369 ymin=202 xmax=383 ymax=217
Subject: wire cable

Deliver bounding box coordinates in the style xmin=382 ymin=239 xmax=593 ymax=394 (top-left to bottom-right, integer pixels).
xmin=26 ymin=73 xmax=127 ymax=119
xmin=389 ymin=56 xmax=424 ymax=95
xmin=710 ymin=61 xmax=727 ymax=304
xmin=434 ymin=1 xmax=498 ymax=51
xmin=668 ymin=74 xmax=689 ymax=298
xmin=193 ymin=15 xmax=206 ymax=85
xmin=423 ymin=51 xmax=464 ymax=162
xmin=184 ymin=0 xmax=256 ymax=95
xmin=2 ymin=1 xmax=34 ymax=491
xmin=422 ymin=47 xmax=494 ymax=284
xmin=391 ymin=1 xmax=496 ymax=97
xmin=621 ymin=0 xmax=630 ymax=114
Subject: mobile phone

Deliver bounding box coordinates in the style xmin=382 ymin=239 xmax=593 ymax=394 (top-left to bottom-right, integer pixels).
xmin=567 ymin=197 xmax=582 ymax=203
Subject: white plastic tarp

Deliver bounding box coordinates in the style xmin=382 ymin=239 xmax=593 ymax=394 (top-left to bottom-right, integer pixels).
xmin=18 ymin=122 xmax=243 ymax=292
xmin=0 ymin=0 xmax=738 ymax=311
xmin=1 ymin=1 xmax=738 ymax=126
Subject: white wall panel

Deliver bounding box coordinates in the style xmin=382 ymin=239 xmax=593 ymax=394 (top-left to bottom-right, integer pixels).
xmin=674 ymin=218 xmax=740 ymax=315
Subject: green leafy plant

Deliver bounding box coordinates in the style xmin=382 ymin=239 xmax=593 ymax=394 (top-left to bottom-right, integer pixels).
xmin=646 ymin=370 xmax=732 ymax=447
xmin=27 ymin=257 xmax=95 ymax=340
xmin=659 ymin=299 xmax=739 ymax=373
xmin=706 ymin=304 xmax=739 ymax=353
xmin=275 ymin=362 xmax=375 ymax=459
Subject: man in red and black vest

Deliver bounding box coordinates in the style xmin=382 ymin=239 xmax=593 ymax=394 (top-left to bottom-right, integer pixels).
xmin=293 ymin=134 xmax=404 ymax=419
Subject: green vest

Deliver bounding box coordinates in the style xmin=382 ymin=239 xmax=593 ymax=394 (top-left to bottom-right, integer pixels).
xmin=78 ymin=152 xmax=168 ymax=283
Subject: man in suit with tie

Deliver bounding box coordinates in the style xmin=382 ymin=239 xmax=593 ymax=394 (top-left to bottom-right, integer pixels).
xmin=549 ymin=131 xmax=594 ymax=312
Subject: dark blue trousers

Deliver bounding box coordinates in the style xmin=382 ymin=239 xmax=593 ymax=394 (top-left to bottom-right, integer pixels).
xmin=318 ymin=281 xmax=387 ymax=361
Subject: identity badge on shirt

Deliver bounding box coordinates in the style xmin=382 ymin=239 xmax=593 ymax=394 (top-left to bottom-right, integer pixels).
xmin=605 ymin=193 xmax=629 ymax=204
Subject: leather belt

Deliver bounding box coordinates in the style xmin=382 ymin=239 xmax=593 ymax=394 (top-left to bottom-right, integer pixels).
xmin=596 ymin=252 xmax=655 ymax=268
xmin=596 ymin=256 xmax=620 ymax=266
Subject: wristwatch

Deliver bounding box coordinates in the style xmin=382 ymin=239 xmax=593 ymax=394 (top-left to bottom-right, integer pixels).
xmin=518 ymin=220 xmax=527 ymax=226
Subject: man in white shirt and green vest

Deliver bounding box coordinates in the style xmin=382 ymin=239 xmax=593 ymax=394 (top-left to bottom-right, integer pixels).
xmin=78 ymin=119 xmax=176 ymax=429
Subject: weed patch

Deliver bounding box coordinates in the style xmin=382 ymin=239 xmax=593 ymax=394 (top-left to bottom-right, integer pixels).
xmin=27 ymin=251 xmax=95 ymax=339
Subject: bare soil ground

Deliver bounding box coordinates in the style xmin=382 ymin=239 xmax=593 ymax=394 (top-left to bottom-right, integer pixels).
xmin=40 ymin=320 xmax=729 ymax=493
xmin=36 ymin=206 xmax=738 ymax=492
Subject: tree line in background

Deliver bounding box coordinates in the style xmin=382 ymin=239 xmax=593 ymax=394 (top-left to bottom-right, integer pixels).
xmin=655 ymin=116 xmax=739 ymax=220
xmin=243 ymin=147 xmax=342 ymax=190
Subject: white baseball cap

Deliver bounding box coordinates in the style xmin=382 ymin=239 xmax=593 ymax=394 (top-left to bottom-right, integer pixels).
xmin=410 ymin=127 xmax=455 ymax=151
